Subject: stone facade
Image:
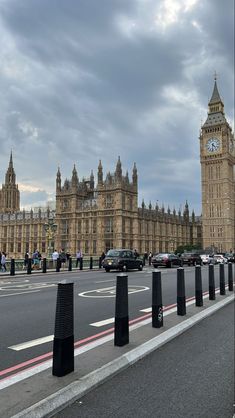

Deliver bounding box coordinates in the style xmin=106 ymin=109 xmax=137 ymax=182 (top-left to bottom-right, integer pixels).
xmin=200 ymin=79 xmax=235 ymax=252
xmin=0 ymin=155 xmax=201 ymax=258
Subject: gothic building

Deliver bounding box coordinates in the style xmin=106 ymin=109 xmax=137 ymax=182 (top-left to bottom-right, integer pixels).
xmin=200 ymin=78 xmax=235 ymax=252
xmin=0 ymin=154 xmax=201 ymax=258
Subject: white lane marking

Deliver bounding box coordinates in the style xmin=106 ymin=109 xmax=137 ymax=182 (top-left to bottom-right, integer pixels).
xmin=90 ymin=318 xmax=114 ymax=327
xmin=140 ymin=307 xmax=152 ymax=313
xmin=0 ymin=283 xmax=56 ymax=291
xmin=9 ymin=335 xmax=54 ymax=351
xmin=0 ymin=290 xmax=40 ymax=297
xmin=79 ymin=285 xmax=149 ymax=298
xmin=94 ymin=279 xmax=115 ymax=284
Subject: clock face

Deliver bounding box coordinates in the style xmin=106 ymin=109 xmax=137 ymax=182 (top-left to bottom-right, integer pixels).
xmin=206 ymin=137 xmax=220 ymax=153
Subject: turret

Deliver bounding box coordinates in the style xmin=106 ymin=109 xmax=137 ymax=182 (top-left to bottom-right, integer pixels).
xmin=56 ymin=167 xmax=61 ymax=192
xmin=97 ymin=160 xmax=103 ymax=185
xmin=90 ymin=170 xmax=94 ymax=189
xmin=115 ymin=156 xmax=122 ymax=181
xmin=132 ymin=162 xmax=137 ymax=185
xmin=71 ymin=164 xmax=78 ymax=189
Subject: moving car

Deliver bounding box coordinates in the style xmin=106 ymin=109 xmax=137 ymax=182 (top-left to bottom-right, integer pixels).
xmin=213 ymin=254 xmax=228 ymax=264
xmin=102 ymin=249 xmax=143 ymax=272
xmin=181 ymin=252 xmax=202 ymax=266
xmin=151 ymin=253 xmax=182 ymax=268
xmin=200 ymin=254 xmax=213 ymax=264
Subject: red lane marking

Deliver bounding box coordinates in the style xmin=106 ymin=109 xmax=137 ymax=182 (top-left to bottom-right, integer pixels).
xmin=0 ymin=286 xmax=231 ymax=380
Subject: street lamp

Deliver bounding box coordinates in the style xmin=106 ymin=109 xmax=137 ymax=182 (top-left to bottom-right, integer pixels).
xmin=44 ymin=217 xmax=57 ymax=258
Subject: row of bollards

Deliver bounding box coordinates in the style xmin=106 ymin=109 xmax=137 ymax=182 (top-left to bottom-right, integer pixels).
xmin=52 ymin=263 xmax=234 ymax=377
xmin=8 ymin=256 xmax=100 ymax=275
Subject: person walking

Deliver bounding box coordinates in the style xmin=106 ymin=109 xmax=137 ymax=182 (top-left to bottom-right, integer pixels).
xmin=1 ymin=252 xmax=7 ymax=272
xmin=52 ymin=249 xmax=59 ymax=268
xmin=23 ymin=251 xmax=29 ymax=270
xmin=59 ymin=249 xmax=66 ymax=269
xmin=76 ymin=249 xmax=83 ymax=268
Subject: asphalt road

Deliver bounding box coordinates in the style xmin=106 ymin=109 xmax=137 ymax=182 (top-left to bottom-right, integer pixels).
xmin=0 ymin=264 xmax=232 ymax=374
xmin=54 ymin=301 xmax=235 ymax=418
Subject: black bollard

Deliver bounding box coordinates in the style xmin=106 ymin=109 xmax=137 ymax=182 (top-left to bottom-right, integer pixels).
xmin=195 ymin=265 xmax=203 ymax=307
xmin=80 ymin=258 xmax=83 ymax=270
xmin=219 ymin=263 xmax=226 ymax=295
xmin=68 ymin=257 xmax=72 ymax=272
xmin=99 ymin=257 xmax=102 ymax=269
xmin=152 ymin=270 xmax=163 ymax=328
xmin=52 ymin=280 xmax=74 ymax=377
xmin=27 ymin=258 xmax=32 ymax=274
xmin=10 ymin=259 xmax=15 ymax=276
xmin=42 ymin=258 xmax=47 ymax=273
xmin=209 ymin=264 xmax=215 ymax=300
xmin=114 ymin=274 xmax=129 ymax=346
xmin=56 ymin=258 xmax=61 ymax=273
xmin=90 ymin=256 xmax=93 ymax=270
xmin=228 ymin=262 xmax=233 ymax=291
xmin=177 ymin=268 xmax=186 ymax=316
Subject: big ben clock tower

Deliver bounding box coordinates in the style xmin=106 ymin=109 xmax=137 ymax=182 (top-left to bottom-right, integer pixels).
xmin=200 ymin=76 xmax=235 ymax=253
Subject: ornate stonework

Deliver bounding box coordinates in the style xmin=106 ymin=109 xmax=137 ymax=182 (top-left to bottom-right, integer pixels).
xmin=200 ymin=78 xmax=235 ymax=252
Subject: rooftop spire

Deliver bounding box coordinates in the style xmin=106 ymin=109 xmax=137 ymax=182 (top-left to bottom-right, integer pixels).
xmin=209 ymin=76 xmax=223 ymax=105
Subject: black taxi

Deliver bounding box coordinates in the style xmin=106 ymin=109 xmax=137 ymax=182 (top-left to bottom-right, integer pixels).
xmin=102 ymin=249 xmax=143 ymax=272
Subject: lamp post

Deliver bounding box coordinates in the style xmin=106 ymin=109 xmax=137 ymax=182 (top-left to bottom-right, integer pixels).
xmin=44 ymin=217 xmax=57 ymax=259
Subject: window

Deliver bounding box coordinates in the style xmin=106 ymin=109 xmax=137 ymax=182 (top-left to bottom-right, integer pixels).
xmin=122 ymin=194 xmax=125 ymax=209
xmin=92 ymin=220 xmax=97 ymax=234
xmin=105 ymin=218 xmax=113 ymax=233
xmin=85 ymin=220 xmax=89 ymax=234
xmin=18 ymin=242 xmax=21 ymax=253
xmin=105 ymin=194 xmax=113 ymax=208
xmin=93 ymin=240 xmax=97 ymax=254
xmin=85 ymin=241 xmax=89 ymax=253
xmin=77 ymin=221 xmax=81 ymax=233
xmin=61 ymin=220 xmax=69 ymax=235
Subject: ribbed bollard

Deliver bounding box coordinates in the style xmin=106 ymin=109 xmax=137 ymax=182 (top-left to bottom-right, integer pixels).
xmin=52 ymin=280 xmax=74 ymax=377
xmin=152 ymin=270 xmax=163 ymax=328
xmin=90 ymin=257 xmax=93 ymax=270
xmin=80 ymin=258 xmax=83 ymax=270
xmin=68 ymin=257 xmax=72 ymax=272
xmin=177 ymin=268 xmax=186 ymax=316
xmin=56 ymin=258 xmax=61 ymax=273
xmin=114 ymin=274 xmax=129 ymax=346
xmin=27 ymin=258 xmax=32 ymax=274
xmin=228 ymin=262 xmax=233 ymax=291
xmin=209 ymin=264 xmax=215 ymax=300
xmin=10 ymin=259 xmax=15 ymax=276
xmin=195 ymin=265 xmax=203 ymax=307
xmin=42 ymin=258 xmax=47 ymax=273
xmin=219 ymin=263 xmax=226 ymax=295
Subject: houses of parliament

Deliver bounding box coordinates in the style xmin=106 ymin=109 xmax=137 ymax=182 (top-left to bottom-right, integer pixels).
xmin=0 ymin=79 xmax=234 ymax=258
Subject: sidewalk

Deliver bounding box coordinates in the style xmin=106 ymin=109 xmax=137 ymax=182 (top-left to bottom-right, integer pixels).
xmin=0 ymin=288 xmax=233 ymax=418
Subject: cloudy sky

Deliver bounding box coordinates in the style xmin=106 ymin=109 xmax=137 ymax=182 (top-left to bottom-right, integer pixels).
xmin=0 ymin=0 xmax=234 ymax=213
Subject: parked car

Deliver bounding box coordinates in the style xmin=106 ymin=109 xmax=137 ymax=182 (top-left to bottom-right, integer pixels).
xmin=181 ymin=252 xmax=202 ymax=266
xmin=200 ymin=254 xmax=213 ymax=264
xmin=213 ymin=254 xmax=228 ymax=264
xmin=151 ymin=253 xmax=182 ymax=268
xmin=102 ymin=249 xmax=143 ymax=272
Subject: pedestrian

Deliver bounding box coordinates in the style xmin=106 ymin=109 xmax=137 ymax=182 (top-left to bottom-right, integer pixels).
xmin=148 ymin=251 xmax=152 ymax=266
xmin=59 ymin=249 xmax=66 ymax=269
xmin=23 ymin=251 xmax=29 ymax=270
xmin=52 ymin=249 xmax=59 ymax=268
xmin=76 ymin=249 xmax=83 ymax=267
xmin=32 ymin=250 xmax=40 ymax=270
xmin=101 ymin=251 xmax=106 ymax=261
xmin=1 ymin=252 xmax=7 ymax=272
xmin=133 ymin=249 xmax=139 ymax=258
